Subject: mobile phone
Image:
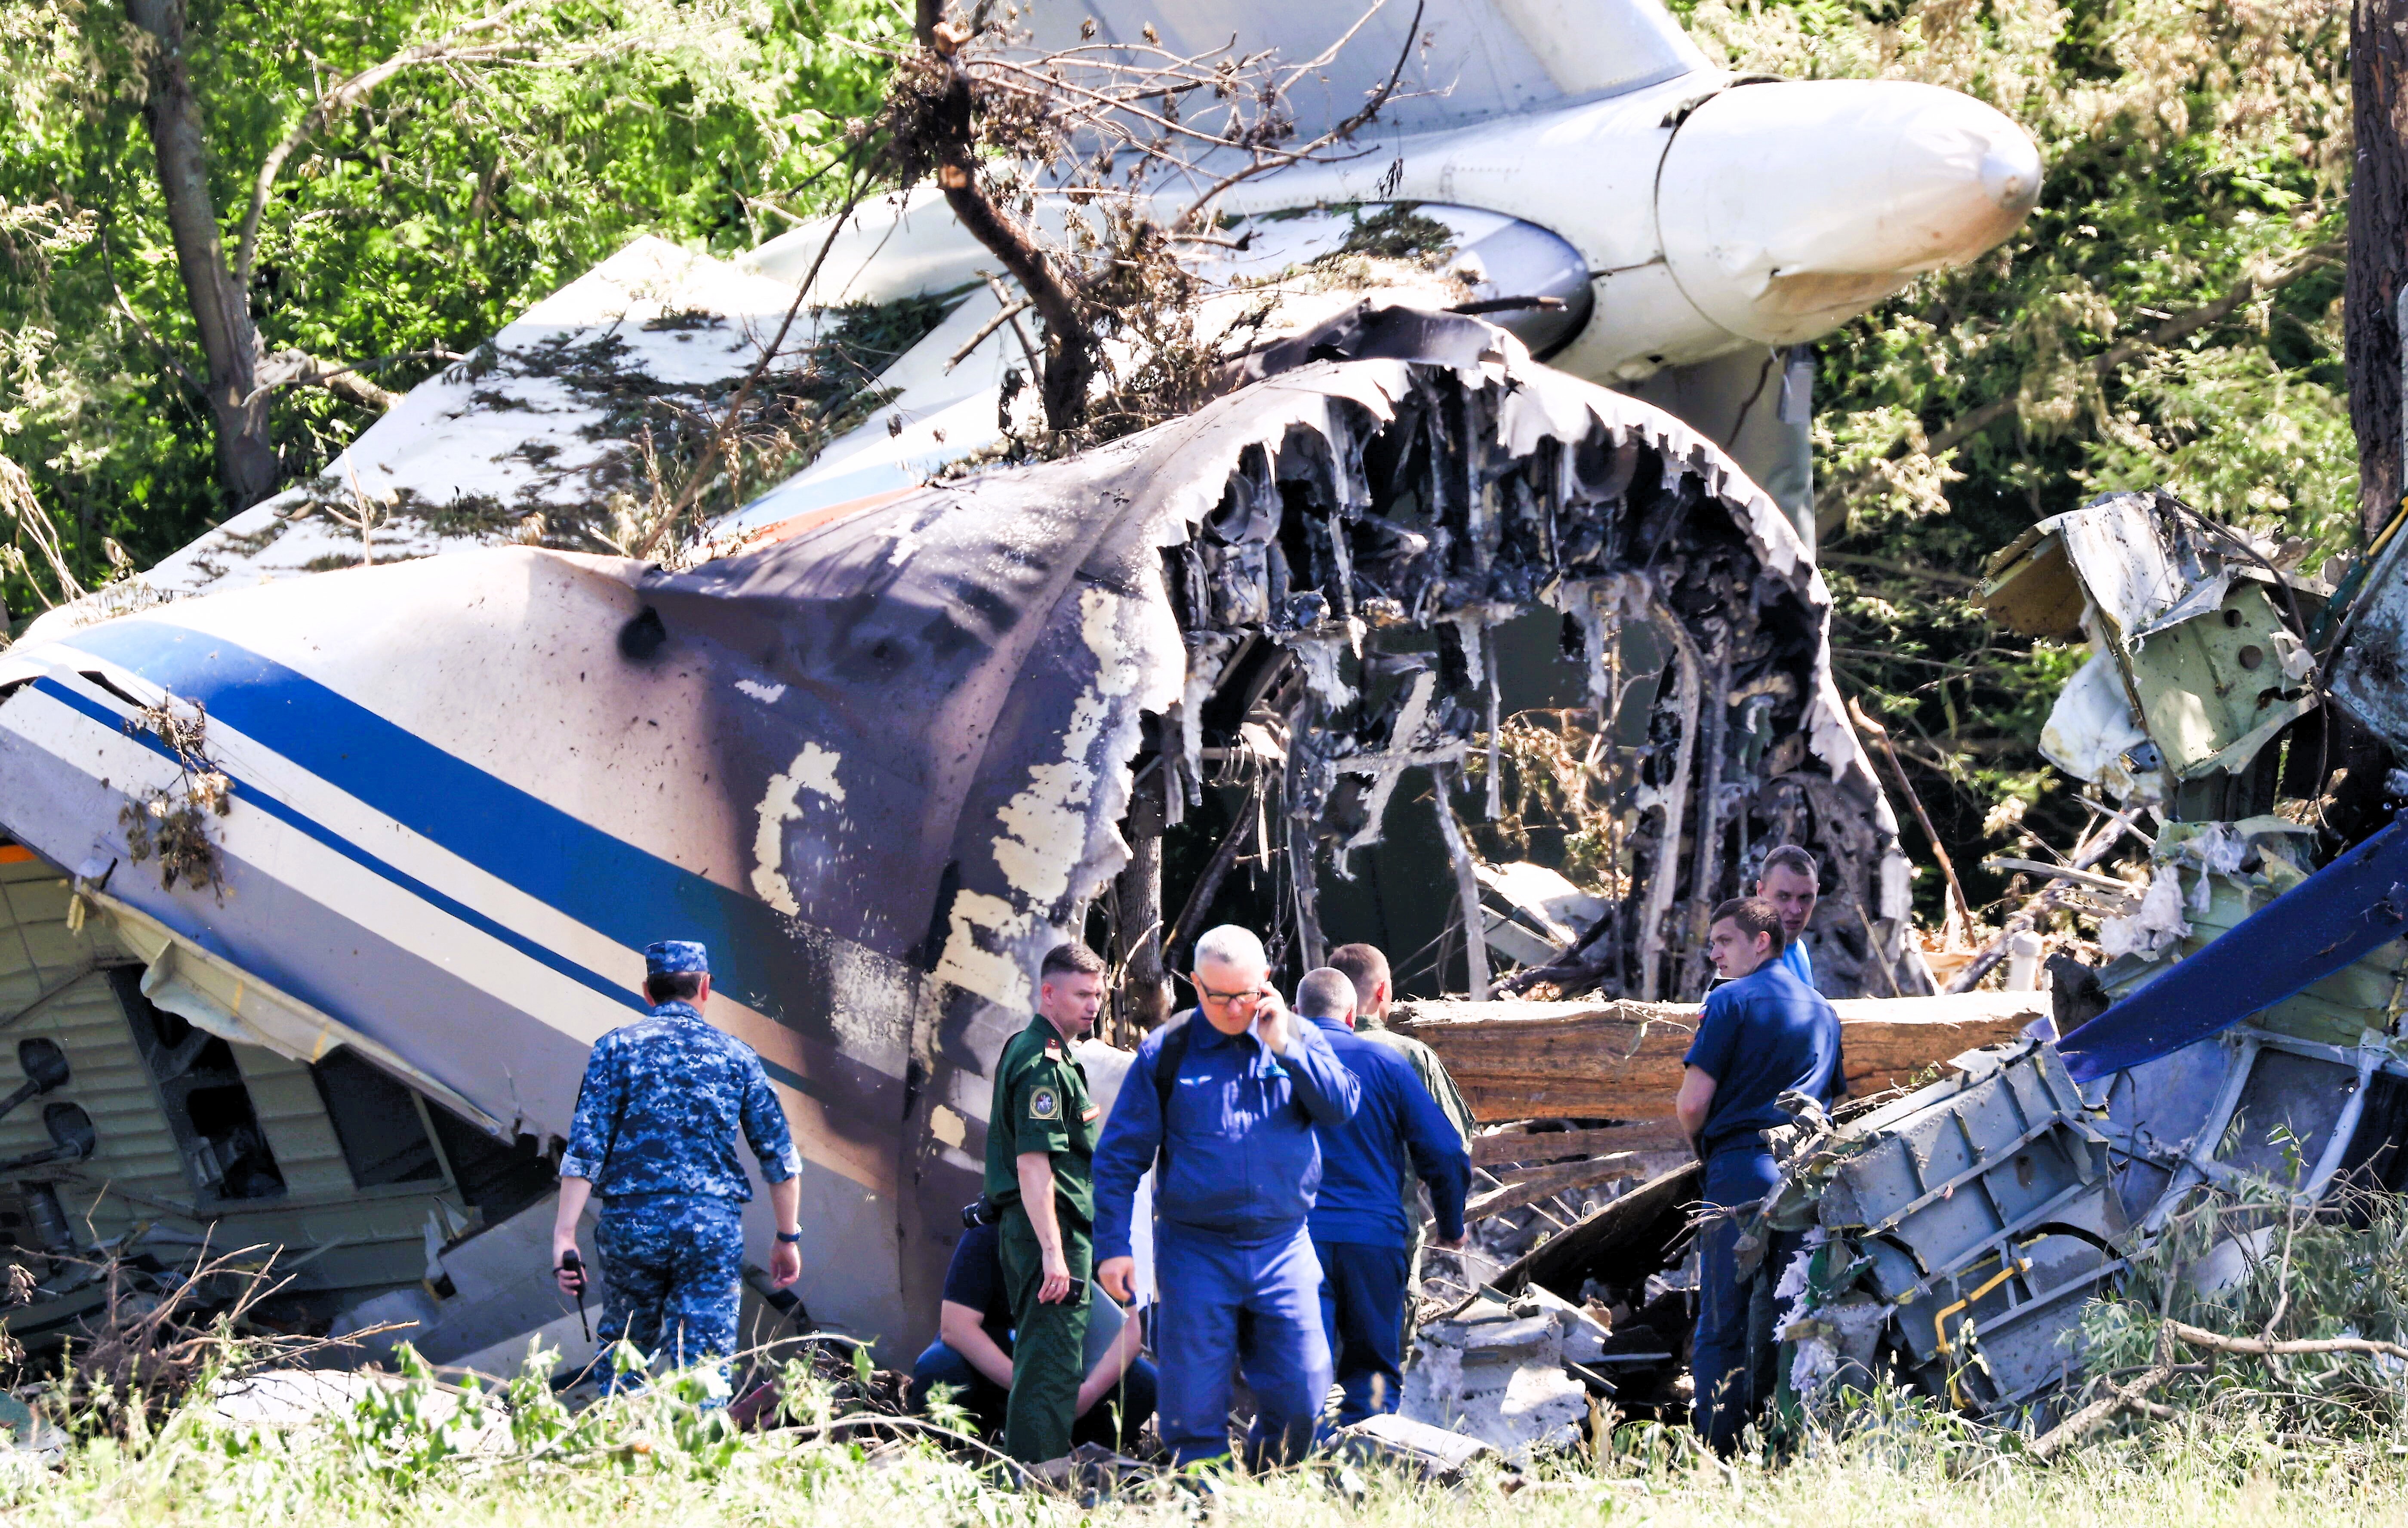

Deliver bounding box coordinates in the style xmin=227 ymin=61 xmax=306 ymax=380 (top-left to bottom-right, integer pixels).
xmin=1066 ymin=1277 xmax=1088 ymax=1303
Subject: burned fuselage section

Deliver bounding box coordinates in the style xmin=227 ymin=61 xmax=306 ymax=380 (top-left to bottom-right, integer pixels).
xmin=1129 ymin=318 xmax=1929 ymax=1005
xmin=0 ymin=333 xmax=1918 ymax=1363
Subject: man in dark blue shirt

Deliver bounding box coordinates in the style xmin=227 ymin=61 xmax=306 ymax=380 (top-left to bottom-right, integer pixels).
xmin=1675 ymin=897 xmax=1844 ymax=1455
xmin=1092 ymin=925 xmax=1361 ymax=1468
xmin=908 ymin=1219 xmax=1157 ymax=1450
xmin=1294 ymin=967 xmax=1471 ymax=1428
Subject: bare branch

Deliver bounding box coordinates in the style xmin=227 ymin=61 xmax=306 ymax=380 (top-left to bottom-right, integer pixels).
xmin=1175 ymin=0 xmax=1424 ymax=231
xmin=2166 ymin=1318 xmax=2408 ymax=1363
xmin=246 ymin=348 xmax=468 ymax=409
xmin=2027 ymin=1362 xmax=2176 ymax=1461
xmin=945 ymin=296 xmax=1032 ymax=370
xmin=635 ymin=161 xmax=878 ymax=558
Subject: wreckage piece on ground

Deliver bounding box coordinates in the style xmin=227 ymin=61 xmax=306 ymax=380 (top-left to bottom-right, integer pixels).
xmin=1668 ymin=484 xmax=2408 ymax=1432
xmin=0 ymin=335 xmax=1930 ymax=1363
xmin=1761 ymin=1040 xmax=2130 ymax=1416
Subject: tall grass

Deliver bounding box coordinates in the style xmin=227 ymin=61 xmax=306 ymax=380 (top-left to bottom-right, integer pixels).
xmin=10 ymin=1184 xmax=2408 ymax=1528
xmin=5 ymin=1350 xmax=2402 ymax=1528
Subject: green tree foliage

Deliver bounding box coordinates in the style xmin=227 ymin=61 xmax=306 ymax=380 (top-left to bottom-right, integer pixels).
xmin=1 ymin=0 xmax=2363 ymax=943
xmin=0 ymin=0 xmax=895 ymax=620
xmin=1678 ymin=0 xmax=2354 ymax=925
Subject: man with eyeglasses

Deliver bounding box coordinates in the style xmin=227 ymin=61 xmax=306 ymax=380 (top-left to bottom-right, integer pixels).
xmin=1092 ymin=924 xmax=1361 ymax=1469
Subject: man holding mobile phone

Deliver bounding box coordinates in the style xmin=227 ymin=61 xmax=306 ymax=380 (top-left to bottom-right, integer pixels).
xmin=982 ymin=942 xmax=1108 ymax=1463
xmin=1090 ymin=925 xmax=1362 ymax=1469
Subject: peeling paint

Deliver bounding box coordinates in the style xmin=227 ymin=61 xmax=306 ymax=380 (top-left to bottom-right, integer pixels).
xmin=749 ymin=742 xmax=845 ymax=916
xmin=934 ymin=887 xmax=1047 ymax=1011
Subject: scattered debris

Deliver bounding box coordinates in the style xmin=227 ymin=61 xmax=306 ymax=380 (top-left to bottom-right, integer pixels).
xmin=1399 ymin=1288 xmax=1599 ymax=1457
xmin=1760 ymin=1040 xmax=2128 ymax=1417
xmin=1332 ymin=1411 xmax=1497 ymax=1482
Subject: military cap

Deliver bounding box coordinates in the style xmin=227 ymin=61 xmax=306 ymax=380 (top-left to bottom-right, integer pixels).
xmin=645 ymin=940 xmax=710 ymax=977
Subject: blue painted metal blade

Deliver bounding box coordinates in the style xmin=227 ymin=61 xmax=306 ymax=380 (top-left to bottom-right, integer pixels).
xmin=2058 ymin=814 xmax=2408 ymax=1084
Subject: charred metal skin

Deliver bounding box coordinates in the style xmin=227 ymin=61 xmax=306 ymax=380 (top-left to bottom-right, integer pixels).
xmin=0 ymin=337 xmax=1920 ymax=1362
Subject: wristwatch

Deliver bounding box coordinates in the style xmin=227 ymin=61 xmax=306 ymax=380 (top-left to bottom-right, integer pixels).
xmin=775 ymin=1228 xmax=803 ymax=1244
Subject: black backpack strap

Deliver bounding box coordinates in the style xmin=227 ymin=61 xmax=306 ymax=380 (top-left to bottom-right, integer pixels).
xmin=1150 ymin=1015 xmax=1193 ymax=1174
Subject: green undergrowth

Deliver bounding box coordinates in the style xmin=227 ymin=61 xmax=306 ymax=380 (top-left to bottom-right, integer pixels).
xmin=5 ymin=1344 xmax=2405 ymax=1528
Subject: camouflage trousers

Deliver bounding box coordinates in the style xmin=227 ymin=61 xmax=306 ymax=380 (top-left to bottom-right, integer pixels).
xmin=595 ymin=1195 xmax=745 ymax=1394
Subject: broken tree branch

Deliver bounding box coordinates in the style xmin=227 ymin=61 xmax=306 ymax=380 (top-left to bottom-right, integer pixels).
xmin=2027 ymin=1362 xmax=2177 ymax=1462
xmin=1852 ymin=697 xmax=1974 ymax=945
xmin=2165 ymin=1319 xmax=2408 ymax=1364
xmin=246 ymin=348 xmax=469 ymax=410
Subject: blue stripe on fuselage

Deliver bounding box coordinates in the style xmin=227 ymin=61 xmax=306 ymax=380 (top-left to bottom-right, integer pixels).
xmin=37 ymin=623 xmax=832 ymax=1094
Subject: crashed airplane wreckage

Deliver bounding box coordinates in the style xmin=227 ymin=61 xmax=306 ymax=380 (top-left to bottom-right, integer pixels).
xmin=1561 ymin=488 xmax=2408 ymax=1437
xmin=0 ymin=0 xmax=2051 ymax=1403
xmin=0 ymin=322 xmax=1938 ymax=1368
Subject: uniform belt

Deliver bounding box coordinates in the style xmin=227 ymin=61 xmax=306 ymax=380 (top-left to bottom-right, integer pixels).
xmin=603 ymin=1190 xmax=743 ymax=1210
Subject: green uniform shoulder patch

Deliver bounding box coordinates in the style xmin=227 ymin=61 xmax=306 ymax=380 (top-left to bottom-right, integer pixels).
xmin=1029 ymin=1085 xmax=1060 ymax=1120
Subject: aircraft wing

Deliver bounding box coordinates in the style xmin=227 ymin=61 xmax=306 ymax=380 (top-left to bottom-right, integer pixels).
xmin=1010 ymin=0 xmax=1709 ymax=138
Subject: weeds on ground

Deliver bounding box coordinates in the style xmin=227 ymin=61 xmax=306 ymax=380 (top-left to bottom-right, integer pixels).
xmin=5 ymin=1332 xmax=2405 ymax=1528
xmin=12 ymin=1186 xmax=2408 ymax=1528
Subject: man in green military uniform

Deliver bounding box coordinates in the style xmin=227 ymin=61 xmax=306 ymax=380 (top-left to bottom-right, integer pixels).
xmin=983 ymin=941 xmax=1108 ymax=1463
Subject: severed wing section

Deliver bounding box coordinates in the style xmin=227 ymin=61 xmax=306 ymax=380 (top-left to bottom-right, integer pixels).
xmin=1010 ymin=0 xmax=1708 ymax=138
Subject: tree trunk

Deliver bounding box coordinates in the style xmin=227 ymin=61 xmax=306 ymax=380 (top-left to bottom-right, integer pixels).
xmin=127 ymin=0 xmax=277 ymax=509
xmin=911 ymin=2 xmax=1094 ymax=434
xmin=2350 ymin=0 xmax=2408 ymax=537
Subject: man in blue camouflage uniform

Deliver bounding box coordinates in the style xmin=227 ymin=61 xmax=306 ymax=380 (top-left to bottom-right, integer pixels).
xmin=553 ymin=940 xmax=804 ymax=1393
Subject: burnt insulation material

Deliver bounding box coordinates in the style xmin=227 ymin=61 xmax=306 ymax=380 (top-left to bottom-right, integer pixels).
xmin=640 ymin=327 xmax=1928 ymax=1032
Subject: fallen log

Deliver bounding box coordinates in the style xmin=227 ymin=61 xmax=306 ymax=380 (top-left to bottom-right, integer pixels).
xmin=1472 ymin=1120 xmax=1690 ymax=1167
xmin=1466 ymin=1154 xmax=1650 ymax=1223
xmin=1392 ymin=992 xmax=2045 ymax=1124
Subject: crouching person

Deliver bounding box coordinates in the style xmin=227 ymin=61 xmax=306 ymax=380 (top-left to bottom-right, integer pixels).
xmin=909 ymin=1215 xmax=1157 ymax=1450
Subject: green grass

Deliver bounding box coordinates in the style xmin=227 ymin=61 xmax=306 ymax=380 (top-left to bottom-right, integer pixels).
xmin=7 ymin=1357 xmax=2405 ymax=1528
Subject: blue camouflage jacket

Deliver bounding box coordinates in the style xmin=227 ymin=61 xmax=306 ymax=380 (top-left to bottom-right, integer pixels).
xmin=560 ymin=1000 xmax=801 ymax=1201
xmin=1091 ymin=1014 xmax=1360 ymax=1261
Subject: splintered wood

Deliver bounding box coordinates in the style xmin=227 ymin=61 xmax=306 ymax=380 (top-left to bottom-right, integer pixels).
xmin=1392 ymin=991 xmax=2046 ymax=1124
